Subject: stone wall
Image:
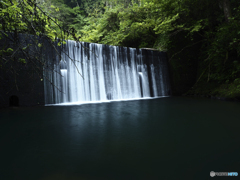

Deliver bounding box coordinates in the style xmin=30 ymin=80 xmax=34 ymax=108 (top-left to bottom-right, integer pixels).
xmin=0 ymin=33 xmax=46 ymax=107
xmin=0 ymin=63 xmax=45 ymax=107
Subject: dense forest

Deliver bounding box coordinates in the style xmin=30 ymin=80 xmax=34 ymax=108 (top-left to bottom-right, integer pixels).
xmin=1 ymin=0 xmax=240 ymax=99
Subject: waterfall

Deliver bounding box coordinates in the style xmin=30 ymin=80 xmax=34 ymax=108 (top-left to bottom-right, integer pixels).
xmin=60 ymin=69 xmax=68 ymax=102
xmin=44 ymin=40 xmax=170 ymax=105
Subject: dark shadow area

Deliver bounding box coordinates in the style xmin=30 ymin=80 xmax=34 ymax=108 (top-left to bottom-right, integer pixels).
xmin=9 ymin=95 xmax=19 ymax=107
xmin=0 ymin=97 xmax=240 ymax=179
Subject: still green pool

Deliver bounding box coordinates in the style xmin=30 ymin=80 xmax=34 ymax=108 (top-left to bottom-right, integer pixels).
xmin=0 ymin=97 xmax=240 ymax=180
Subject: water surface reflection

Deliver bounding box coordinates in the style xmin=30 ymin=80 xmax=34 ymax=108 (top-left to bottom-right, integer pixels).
xmin=0 ymin=97 xmax=240 ymax=180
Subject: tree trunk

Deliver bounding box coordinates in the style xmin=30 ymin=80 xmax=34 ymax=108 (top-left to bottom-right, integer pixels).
xmin=220 ymin=0 xmax=232 ymax=22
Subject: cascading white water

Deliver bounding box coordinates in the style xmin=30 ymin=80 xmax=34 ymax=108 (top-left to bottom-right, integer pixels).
xmin=60 ymin=69 xmax=68 ymax=102
xmin=150 ymin=64 xmax=158 ymax=97
xmin=44 ymin=40 xmax=170 ymax=105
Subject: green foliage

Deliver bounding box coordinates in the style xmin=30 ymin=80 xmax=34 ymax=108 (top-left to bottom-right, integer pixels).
xmin=6 ymin=48 xmax=13 ymax=52
xmin=18 ymin=58 xmax=26 ymax=64
xmin=0 ymin=0 xmax=70 ymax=44
xmin=200 ymin=2 xmax=240 ymax=84
xmin=0 ymin=48 xmax=13 ymax=56
xmin=78 ymin=0 xmax=207 ymax=50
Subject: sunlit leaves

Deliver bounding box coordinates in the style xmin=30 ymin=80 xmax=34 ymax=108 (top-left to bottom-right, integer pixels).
xmin=154 ymin=14 xmax=180 ymax=34
xmin=0 ymin=0 xmax=66 ymax=41
xmin=6 ymin=48 xmax=13 ymax=52
xmin=18 ymin=58 xmax=26 ymax=64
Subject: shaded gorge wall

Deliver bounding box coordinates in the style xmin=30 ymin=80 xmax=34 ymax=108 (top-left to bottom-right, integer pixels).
xmin=0 ymin=33 xmax=46 ymax=107
xmin=44 ymin=41 xmax=171 ymax=105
